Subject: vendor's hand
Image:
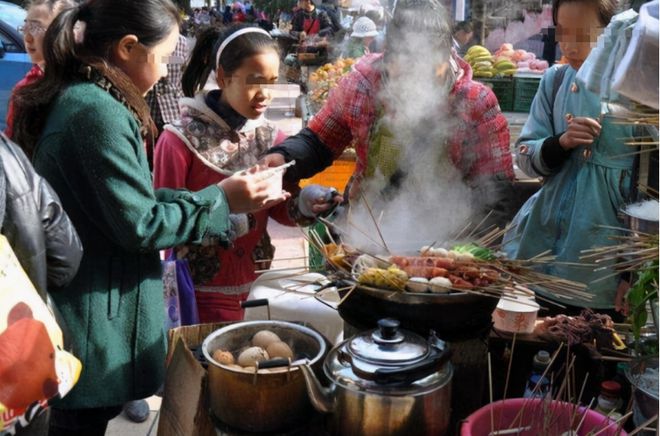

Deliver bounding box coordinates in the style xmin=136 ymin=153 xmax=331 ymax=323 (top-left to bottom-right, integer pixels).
xmin=299 ymin=31 xmax=307 ymax=41
xmin=614 ymin=279 xmax=631 ymax=316
xmin=559 ymin=116 xmax=601 ymax=150
xmin=258 ymin=153 xmax=287 ymax=168
xmin=218 ymin=165 xmax=290 ymax=213
xmin=298 ymin=184 xmax=343 ymax=218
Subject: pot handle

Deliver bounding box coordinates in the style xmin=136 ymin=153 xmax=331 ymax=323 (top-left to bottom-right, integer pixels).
xmin=257 ymin=358 xmax=291 ymax=369
xmin=240 ymin=298 xmax=271 ymax=320
xmin=373 ymin=348 xmax=453 ymax=385
xmin=241 ymin=298 xmax=269 ymax=308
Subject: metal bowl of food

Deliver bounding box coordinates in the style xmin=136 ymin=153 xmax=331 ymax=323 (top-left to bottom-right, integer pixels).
xmin=201 ymin=320 xmax=328 ymax=432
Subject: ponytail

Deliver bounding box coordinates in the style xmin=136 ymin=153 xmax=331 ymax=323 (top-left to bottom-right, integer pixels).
xmin=181 ymin=27 xmax=222 ymax=98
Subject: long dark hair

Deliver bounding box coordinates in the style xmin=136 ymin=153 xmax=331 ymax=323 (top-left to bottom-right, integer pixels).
xmin=12 ymin=0 xmax=180 ymax=156
xmin=181 ymin=24 xmax=279 ymax=98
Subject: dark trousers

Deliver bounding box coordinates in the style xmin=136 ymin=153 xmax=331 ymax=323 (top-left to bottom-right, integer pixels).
xmin=48 ymin=406 xmax=123 ymax=436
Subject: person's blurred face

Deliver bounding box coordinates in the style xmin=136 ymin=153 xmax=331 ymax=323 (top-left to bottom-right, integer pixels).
xmin=22 ymin=4 xmax=53 ymax=66
xmin=218 ymin=50 xmax=280 ymax=119
xmin=454 ymin=29 xmax=473 ymax=46
xmin=556 ymin=2 xmax=603 ymax=71
xmin=298 ymin=0 xmax=314 ymax=11
xmin=116 ymin=27 xmax=180 ymax=96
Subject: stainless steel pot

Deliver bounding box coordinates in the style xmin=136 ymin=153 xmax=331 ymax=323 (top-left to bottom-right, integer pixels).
xmin=621 ymin=207 xmax=659 ymax=234
xmin=299 ymin=318 xmax=453 ymax=436
xmin=339 ymin=284 xmax=498 ymax=340
xmin=201 ymin=320 xmax=327 ymax=432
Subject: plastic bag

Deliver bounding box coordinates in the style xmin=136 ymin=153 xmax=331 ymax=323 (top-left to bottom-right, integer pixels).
xmin=163 ymin=253 xmax=199 ymax=328
xmin=612 ymin=1 xmax=659 ymax=109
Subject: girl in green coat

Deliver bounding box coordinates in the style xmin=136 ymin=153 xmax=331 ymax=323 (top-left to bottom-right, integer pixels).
xmin=10 ymin=0 xmax=289 ymax=434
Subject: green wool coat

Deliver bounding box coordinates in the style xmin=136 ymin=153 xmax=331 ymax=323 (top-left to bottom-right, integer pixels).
xmin=32 ymin=82 xmax=233 ymax=409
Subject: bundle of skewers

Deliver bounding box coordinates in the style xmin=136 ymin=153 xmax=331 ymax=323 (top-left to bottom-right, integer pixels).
xmin=302 ymin=219 xmax=593 ymax=309
xmin=580 ymin=226 xmax=658 ymax=280
xmin=580 ymin=225 xmax=659 ymax=345
xmin=480 ymin=342 xmax=658 ymax=436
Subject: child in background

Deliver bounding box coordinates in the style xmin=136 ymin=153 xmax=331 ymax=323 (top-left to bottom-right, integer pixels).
xmin=153 ymin=24 xmax=339 ymax=323
xmin=503 ymin=0 xmax=633 ymax=317
xmin=4 ymin=0 xmax=77 ymax=138
xmin=344 ymin=16 xmax=378 ymax=58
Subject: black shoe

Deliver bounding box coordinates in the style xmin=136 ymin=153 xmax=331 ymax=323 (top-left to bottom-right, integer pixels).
xmin=123 ymin=399 xmax=150 ymax=423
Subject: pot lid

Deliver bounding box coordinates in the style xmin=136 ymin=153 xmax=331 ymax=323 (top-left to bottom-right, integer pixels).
xmin=327 ymin=318 xmax=452 ymax=386
xmin=347 ymin=318 xmax=429 ymax=366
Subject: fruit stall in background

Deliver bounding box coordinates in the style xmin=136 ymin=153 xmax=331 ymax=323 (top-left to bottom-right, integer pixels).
xmin=464 ymin=43 xmax=554 ymax=113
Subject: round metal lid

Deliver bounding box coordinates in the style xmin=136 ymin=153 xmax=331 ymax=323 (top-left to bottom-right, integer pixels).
xmin=346 ymin=318 xmax=429 ymax=366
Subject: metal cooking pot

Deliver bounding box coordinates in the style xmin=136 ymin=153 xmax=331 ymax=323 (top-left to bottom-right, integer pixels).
xmin=201 ymin=320 xmax=327 ymax=432
xmin=299 ymin=318 xmax=453 ymax=436
xmin=621 ymin=207 xmax=659 ymax=234
xmin=339 ymin=284 xmax=498 ymax=340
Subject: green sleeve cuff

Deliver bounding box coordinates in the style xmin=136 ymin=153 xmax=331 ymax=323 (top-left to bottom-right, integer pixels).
xmin=194 ymin=184 xmax=231 ymax=240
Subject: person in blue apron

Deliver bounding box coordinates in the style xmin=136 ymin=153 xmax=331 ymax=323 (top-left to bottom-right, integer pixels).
xmin=502 ymin=0 xmax=632 ymax=318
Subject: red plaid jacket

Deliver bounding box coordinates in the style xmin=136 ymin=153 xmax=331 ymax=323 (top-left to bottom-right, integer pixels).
xmin=308 ymin=53 xmax=514 ymax=183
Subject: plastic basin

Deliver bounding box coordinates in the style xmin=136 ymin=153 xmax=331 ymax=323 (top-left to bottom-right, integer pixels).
xmin=461 ymin=398 xmax=627 ymax=436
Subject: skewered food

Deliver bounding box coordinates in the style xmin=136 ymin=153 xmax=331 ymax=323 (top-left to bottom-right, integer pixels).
xmin=406 ymin=277 xmax=429 ymax=292
xmin=357 ymin=266 xmax=408 ymax=289
xmin=535 ymin=309 xmax=624 ymax=350
xmin=428 ymin=277 xmax=452 ymax=293
xmin=389 ymin=255 xmax=501 ymax=288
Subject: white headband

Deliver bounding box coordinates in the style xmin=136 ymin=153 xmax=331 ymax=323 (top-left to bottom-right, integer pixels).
xmin=215 ymin=27 xmax=272 ymax=69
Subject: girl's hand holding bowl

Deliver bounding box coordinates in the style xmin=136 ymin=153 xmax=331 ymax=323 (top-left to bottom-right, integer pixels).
xmin=218 ymin=165 xmax=290 ymax=213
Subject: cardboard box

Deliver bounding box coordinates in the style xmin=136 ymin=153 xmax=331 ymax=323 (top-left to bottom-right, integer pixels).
xmin=157 ymin=323 xmax=229 ymax=436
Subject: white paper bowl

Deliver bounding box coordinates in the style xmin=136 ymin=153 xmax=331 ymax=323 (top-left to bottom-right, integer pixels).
xmin=492 ymin=296 xmax=540 ymax=334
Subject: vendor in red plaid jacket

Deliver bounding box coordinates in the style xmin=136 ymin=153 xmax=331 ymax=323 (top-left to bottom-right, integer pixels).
xmin=263 ymin=0 xmax=516 ymax=227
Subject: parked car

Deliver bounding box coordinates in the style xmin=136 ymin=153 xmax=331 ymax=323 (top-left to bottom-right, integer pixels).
xmin=0 ymin=1 xmax=32 ymax=132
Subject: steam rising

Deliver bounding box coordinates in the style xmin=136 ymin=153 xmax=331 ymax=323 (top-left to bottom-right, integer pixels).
xmin=335 ymin=7 xmax=475 ymax=254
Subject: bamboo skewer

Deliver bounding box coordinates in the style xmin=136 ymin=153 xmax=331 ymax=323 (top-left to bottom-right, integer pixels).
xmin=574 ymin=398 xmax=596 ymax=435
xmin=317 ymin=216 xmax=388 ymax=253
xmin=495 ymin=333 xmax=518 ymax=432
xmin=507 ymin=344 xmax=565 ymax=430
xmin=487 ymin=353 xmax=495 ymax=436
xmin=358 ymin=190 xmax=391 ymax=255
xmin=588 ymin=411 xmax=633 ymax=436
xmin=627 ymin=414 xmax=659 ymax=435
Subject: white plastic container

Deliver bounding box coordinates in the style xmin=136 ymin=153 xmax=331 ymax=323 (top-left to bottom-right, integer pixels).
xmin=247 ymin=161 xmax=295 ymax=201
